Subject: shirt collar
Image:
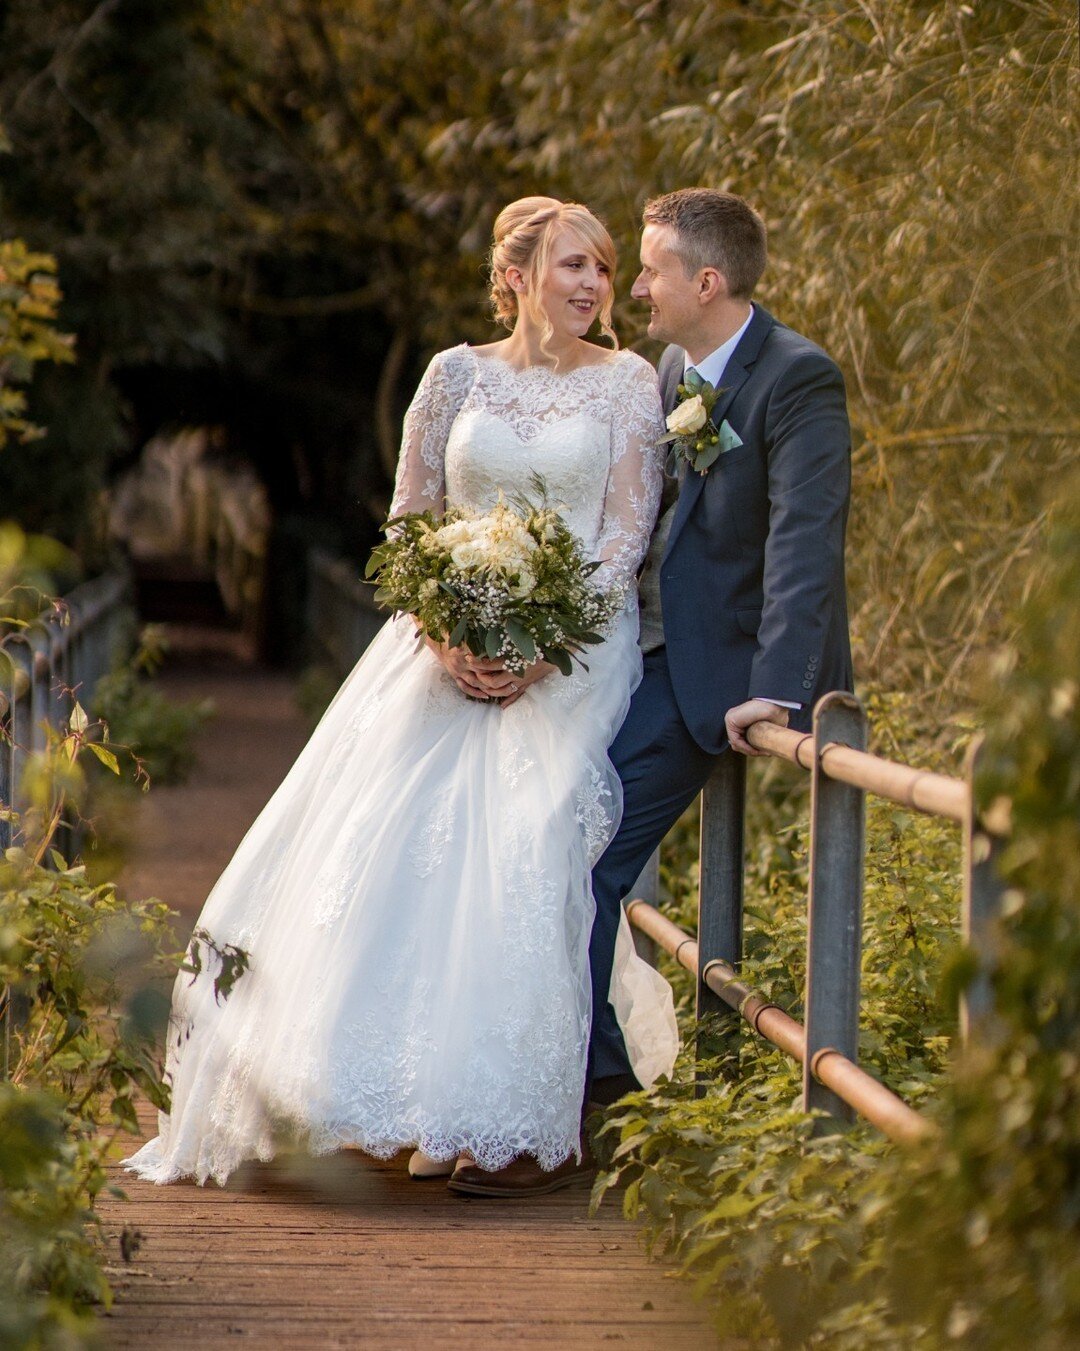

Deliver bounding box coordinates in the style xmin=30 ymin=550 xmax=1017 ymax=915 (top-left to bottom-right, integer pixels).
xmin=682 ymin=305 xmax=755 ymax=387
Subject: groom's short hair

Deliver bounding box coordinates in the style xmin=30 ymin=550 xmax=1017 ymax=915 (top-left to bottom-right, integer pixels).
xmin=643 ymin=189 xmax=767 ymax=300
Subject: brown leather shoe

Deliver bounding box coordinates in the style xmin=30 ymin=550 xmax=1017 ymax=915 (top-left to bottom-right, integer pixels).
xmin=447 ymin=1152 xmax=595 ymax=1198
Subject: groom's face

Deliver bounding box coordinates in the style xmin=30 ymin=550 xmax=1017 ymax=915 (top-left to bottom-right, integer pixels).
xmin=632 ymin=224 xmax=701 ymax=347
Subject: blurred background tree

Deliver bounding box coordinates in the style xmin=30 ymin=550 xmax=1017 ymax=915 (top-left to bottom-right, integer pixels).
xmin=1 ymin=0 xmax=1075 ymax=692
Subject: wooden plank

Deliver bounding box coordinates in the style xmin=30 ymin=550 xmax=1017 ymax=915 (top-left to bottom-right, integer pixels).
xmin=98 ymin=1116 xmax=717 ymax=1348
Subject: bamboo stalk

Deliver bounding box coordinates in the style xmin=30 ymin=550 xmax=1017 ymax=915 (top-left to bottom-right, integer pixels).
xmin=746 ymin=722 xmax=968 ymax=822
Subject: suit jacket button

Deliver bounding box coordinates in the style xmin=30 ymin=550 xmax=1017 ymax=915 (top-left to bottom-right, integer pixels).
xmin=802 ymin=680 xmax=814 ymax=690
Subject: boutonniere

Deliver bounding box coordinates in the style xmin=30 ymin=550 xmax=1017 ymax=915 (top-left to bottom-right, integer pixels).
xmin=660 ymin=369 xmax=737 ymax=474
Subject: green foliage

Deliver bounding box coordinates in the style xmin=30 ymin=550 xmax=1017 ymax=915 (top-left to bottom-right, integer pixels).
xmin=0 ymin=797 xmax=179 ymax=1341
xmin=91 ymin=630 xmax=214 ymax=786
xmin=0 ymin=683 xmax=189 ymax=1343
xmin=0 ymin=0 xmax=241 ymax=548
xmin=598 ymin=488 xmax=1080 ymax=1344
xmin=0 ymin=1086 xmax=105 ymax=1348
xmin=3 ymin=2 xmax=1073 ymax=691
xmin=594 ymin=1074 xmax=899 ymax=1348
xmin=183 ymin=925 xmax=250 ymax=1006
xmin=504 ymin=0 xmax=1078 ymax=712
xmin=0 ymin=237 xmax=74 ymax=450
xmin=0 ymin=522 xmax=81 ymax=628
xmin=876 ymin=472 xmax=1080 ymax=1346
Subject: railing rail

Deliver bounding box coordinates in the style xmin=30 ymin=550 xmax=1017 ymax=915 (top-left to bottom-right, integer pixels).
xmin=305 ymin=547 xmax=386 ymax=679
xmin=1 ymin=571 xmax=131 ymax=1079
xmin=625 ymin=900 xmax=930 ymax=1144
xmin=747 ymin=719 xmax=968 ymax=822
xmin=627 ymin=689 xmax=1006 ymax=1142
xmin=0 ymin=571 xmax=130 ymax=852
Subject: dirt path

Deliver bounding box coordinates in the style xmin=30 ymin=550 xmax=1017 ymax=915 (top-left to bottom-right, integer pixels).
xmin=99 ymin=633 xmax=716 ymax=1349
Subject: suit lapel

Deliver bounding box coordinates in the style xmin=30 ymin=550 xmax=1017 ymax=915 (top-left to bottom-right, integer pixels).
xmin=664 ymin=306 xmax=775 ymax=555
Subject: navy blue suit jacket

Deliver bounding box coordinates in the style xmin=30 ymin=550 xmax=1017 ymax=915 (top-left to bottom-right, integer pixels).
xmin=657 ymin=305 xmax=853 ymax=752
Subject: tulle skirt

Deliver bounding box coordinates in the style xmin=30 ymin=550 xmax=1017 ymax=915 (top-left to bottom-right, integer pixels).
xmin=123 ymin=609 xmax=678 ymax=1186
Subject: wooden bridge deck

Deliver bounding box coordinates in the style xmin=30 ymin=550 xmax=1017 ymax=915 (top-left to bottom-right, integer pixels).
xmin=99 ymin=1101 xmax=712 ymax=1348
xmin=98 ymin=636 xmax=717 ymax=1349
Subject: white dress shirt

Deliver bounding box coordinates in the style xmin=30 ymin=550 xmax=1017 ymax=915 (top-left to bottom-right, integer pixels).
xmin=681 ymin=305 xmax=755 ymax=387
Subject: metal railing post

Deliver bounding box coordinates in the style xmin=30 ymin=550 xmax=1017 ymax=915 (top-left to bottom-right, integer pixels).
xmin=961 ymin=737 xmax=1006 ymax=1044
xmin=697 ymin=752 xmax=746 ymax=1078
xmin=0 ymin=649 xmax=14 ymax=852
xmin=28 ymin=628 xmax=52 ymax=759
xmin=9 ymin=638 xmax=33 ymax=830
xmin=804 ymin=692 xmax=867 ymax=1125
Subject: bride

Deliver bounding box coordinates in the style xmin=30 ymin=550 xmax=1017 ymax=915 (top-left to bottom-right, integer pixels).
xmin=124 ymin=196 xmax=678 ymax=1194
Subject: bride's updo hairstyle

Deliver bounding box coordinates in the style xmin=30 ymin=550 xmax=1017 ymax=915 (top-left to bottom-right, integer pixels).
xmin=489 ymin=196 xmax=619 ymax=360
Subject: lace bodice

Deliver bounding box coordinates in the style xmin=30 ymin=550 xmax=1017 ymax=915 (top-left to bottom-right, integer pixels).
xmin=390 ymin=345 xmax=665 ymax=592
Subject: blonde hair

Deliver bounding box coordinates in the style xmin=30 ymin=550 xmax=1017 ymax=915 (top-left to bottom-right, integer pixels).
xmin=488 ymin=196 xmax=618 ymax=360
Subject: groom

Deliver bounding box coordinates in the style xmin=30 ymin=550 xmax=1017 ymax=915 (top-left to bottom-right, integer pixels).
xmin=449 ymin=188 xmax=852 ymax=1196
xmin=588 ymin=187 xmax=854 ymax=1108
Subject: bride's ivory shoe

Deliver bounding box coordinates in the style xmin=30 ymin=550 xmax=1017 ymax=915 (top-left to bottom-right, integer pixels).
xmin=407 ymin=1150 xmax=456 ymax=1179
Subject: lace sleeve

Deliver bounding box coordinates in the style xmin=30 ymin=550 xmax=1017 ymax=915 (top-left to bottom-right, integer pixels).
xmin=593 ymin=354 xmax=665 ymax=593
xmin=389 ymin=347 xmax=474 ymax=518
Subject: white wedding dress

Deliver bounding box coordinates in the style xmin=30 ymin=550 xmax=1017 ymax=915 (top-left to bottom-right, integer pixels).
xmin=124 ymin=344 xmax=679 ymax=1186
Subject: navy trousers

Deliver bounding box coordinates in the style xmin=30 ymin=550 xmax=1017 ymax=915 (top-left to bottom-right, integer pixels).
xmin=588 ymin=646 xmax=725 ymax=1089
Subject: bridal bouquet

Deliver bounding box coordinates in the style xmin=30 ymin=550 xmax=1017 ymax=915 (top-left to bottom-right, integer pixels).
xmin=366 ymin=478 xmax=621 ymax=676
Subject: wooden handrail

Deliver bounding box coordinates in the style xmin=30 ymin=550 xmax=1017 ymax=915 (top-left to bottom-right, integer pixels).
xmin=746 ymin=721 xmax=969 ymax=823
xmin=626 ymin=899 xmax=932 ymax=1145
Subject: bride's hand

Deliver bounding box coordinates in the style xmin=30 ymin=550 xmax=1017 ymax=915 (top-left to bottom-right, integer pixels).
xmin=413 ymin=621 xmax=553 ymax=703
xmin=419 ymin=630 xmax=514 ymax=701
xmin=497 ymin=659 xmax=557 ymax=708
xmin=421 ymin=634 xmax=500 ymax=699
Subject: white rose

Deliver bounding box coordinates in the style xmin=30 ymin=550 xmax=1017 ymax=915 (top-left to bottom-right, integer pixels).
xmin=490 ymin=518 xmax=536 ymax=554
xmin=509 ymin=569 xmax=536 ymax=598
xmin=450 ymin=541 xmax=485 ymax=570
xmin=432 ymin=519 xmax=474 ymax=551
xmin=666 ymin=395 xmax=708 ymax=435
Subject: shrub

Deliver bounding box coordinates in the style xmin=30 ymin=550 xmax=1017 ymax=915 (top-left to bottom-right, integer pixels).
xmin=597 ymin=485 xmax=1080 ymax=1346
xmin=879 ymin=474 xmax=1080 ymax=1346
xmin=91 ymin=628 xmax=214 ymax=786
xmin=0 ymin=704 xmax=179 ymax=1345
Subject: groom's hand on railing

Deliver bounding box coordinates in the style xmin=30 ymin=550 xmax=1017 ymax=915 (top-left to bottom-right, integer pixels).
xmin=725 ymin=698 xmax=790 ymax=756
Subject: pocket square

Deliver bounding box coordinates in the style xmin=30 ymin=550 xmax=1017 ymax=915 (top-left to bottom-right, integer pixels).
xmin=717 ymin=419 xmax=744 ymax=453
